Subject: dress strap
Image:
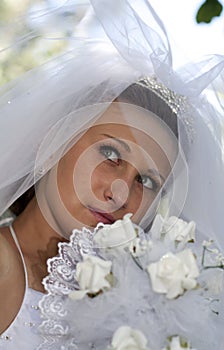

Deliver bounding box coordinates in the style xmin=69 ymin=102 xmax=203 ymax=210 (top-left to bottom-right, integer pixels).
xmin=0 ymin=217 xmax=14 ymax=227
xmin=8 ymin=224 xmax=29 ymax=288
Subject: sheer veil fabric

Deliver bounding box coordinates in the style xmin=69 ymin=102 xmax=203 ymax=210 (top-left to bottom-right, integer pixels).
xmin=0 ymin=0 xmax=224 ymax=240
xmin=0 ymin=0 xmax=224 ymax=348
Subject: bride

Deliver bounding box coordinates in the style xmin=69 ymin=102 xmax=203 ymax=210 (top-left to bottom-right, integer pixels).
xmin=0 ymin=1 xmax=224 ymax=349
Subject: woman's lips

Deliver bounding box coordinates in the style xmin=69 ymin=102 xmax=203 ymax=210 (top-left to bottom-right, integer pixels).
xmin=88 ymin=207 xmax=115 ymax=225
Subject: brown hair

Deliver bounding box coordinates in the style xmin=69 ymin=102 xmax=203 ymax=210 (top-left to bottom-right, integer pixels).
xmin=117 ymin=81 xmax=178 ymax=138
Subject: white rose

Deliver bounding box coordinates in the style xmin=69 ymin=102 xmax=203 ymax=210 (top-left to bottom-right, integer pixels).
xmin=94 ymin=213 xmax=137 ymax=250
xmin=163 ymin=216 xmax=196 ymax=244
xmin=108 ymin=326 xmax=150 ymax=350
xmin=150 ymin=214 xmax=196 ymax=244
xmin=69 ymin=255 xmax=112 ymax=300
xmin=147 ymin=249 xmax=199 ymax=299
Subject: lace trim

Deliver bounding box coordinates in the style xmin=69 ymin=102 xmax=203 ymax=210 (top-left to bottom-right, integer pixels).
xmin=38 ymin=224 xmax=104 ymax=349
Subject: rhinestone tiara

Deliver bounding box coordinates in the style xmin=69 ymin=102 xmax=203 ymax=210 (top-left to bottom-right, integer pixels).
xmin=137 ymin=76 xmax=187 ymax=115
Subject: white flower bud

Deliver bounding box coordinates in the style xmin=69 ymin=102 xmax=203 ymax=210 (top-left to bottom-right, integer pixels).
xmin=108 ymin=326 xmax=150 ymax=350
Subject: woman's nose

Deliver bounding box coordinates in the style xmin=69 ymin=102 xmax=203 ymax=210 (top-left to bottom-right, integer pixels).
xmin=110 ymin=178 xmax=130 ymax=208
xmin=104 ymin=172 xmax=137 ymax=210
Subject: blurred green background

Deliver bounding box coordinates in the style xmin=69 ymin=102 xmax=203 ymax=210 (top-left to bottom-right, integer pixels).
xmin=0 ymin=0 xmax=88 ymax=85
xmin=0 ymin=0 xmax=223 ymax=85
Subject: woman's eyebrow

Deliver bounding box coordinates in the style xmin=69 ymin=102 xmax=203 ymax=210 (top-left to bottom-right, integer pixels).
xmin=101 ymin=133 xmax=131 ymax=152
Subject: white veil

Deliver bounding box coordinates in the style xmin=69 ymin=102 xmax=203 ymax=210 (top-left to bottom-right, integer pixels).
xmin=0 ymin=0 xmax=224 ymax=241
xmin=0 ymin=0 xmax=175 ymax=225
xmin=1 ymin=1 xmax=224 ymax=348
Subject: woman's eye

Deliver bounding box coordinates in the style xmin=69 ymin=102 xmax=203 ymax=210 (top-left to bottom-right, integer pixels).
xmin=138 ymin=174 xmax=160 ymax=191
xmin=99 ymin=145 xmax=121 ymax=164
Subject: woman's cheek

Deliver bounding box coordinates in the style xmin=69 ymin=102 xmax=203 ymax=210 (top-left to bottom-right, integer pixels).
xmin=90 ymin=163 xmax=108 ymax=199
xmin=131 ymin=189 xmax=155 ymax=223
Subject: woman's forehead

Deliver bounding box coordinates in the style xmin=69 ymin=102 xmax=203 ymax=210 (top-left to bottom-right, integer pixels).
xmin=93 ymin=102 xmax=177 ymax=145
xmin=87 ymin=102 xmax=178 ymax=160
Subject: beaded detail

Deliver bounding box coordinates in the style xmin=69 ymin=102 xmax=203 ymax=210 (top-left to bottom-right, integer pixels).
xmin=137 ymin=76 xmax=187 ymax=115
xmin=137 ymin=76 xmax=195 ymax=142
xmin=0 ymin=334 xmax=12 ymax=341
xmin=0 ymin=294 xmax=41 ymax=346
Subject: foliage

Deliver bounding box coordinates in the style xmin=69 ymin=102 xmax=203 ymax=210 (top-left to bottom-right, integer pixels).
xmin=196 ymin=0 xmax=223 ymax=23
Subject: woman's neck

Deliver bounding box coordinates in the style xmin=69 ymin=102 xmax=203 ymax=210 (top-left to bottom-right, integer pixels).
xmin=12 ymin=197 xmax=66 ymax=292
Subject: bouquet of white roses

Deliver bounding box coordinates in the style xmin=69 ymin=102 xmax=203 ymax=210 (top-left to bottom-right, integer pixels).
xmin=38 ymin=214 xmax=224 ymax=350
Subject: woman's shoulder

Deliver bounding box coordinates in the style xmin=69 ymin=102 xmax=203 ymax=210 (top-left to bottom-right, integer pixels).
xmin=0 ymin=227 xmax=14 ymax=277
xmin=0 ymin=225 xmax=25 ymax=285
xmin=0 ymin=226 xmax=24 ymax=294
xmin=0 ymin=226 xmax=26 ymax=334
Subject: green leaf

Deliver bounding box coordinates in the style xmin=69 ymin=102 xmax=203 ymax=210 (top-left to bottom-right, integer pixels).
xmin=196 ymin=0 xmax=223 ymax=23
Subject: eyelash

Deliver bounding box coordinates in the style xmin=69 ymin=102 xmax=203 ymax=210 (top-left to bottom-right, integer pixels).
xmin=136 ymin=174 xmax=161 ymax=192
xmin=99 ymin=143 xmax=121 ymax=164
xmin=98 ymin=143 xmax=161 ymax=192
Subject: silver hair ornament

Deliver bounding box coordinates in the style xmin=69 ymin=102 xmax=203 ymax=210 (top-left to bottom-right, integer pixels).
xmin=137 ymin=76 xmax=187 ymax=115
xmin=137 ymin=76 xmax=195 ymax=141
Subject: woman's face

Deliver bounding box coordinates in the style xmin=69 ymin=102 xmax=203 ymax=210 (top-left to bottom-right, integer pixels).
xmin=37 ymin=102 xmax=177 ymax=236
